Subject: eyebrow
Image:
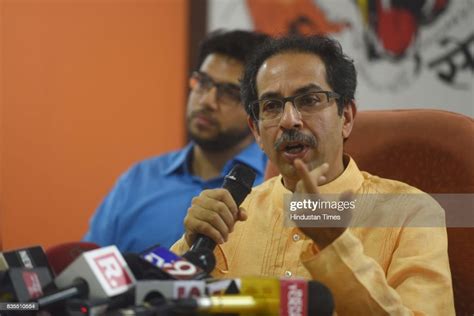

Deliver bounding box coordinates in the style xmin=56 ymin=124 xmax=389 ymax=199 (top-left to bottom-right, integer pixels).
xmin=293 ymin=84 xmax=324 ymax=95
xmin=259 ymin=83 xmax=325 ymax=100
xmin=197 ymin=71 xmax=240 ymax=90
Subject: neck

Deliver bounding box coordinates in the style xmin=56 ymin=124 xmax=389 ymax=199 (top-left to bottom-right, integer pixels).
xmin=191 ymin=135 xmax=254 ymax=180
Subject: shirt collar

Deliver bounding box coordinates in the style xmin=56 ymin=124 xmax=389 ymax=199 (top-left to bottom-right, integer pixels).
xmin=163 ymin=142 xmax=266 ymax=178
xmin=163 ymin=143 xmax=194 ymax=175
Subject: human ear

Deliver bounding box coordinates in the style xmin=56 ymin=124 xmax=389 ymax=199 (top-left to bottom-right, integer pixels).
xmin=342 ymin=101 xmax=357 ymax=139
xmin=248 ymin=116 xmax=263 ymax=148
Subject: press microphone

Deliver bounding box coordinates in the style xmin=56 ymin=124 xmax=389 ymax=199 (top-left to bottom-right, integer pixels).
xmin=0 ymin=267 xmax=53 ymax=302
xmin=35 ymin=245 xmax=135 ymax=307
xmin=170 ymin=279 xmax=334 ymax=315
xmin=0 ymin=246 xmax=55 ymax=303
xmin=122 ymin=253 xmax=171 ymax=281
xmin=183 ymin=164 xmax=256 ymax=274
xmin=0 ymin=246 xmax=52 ymax=274
xmin=122 ymin=250 xmax=207 ymax=312
xmin=140 ymin=244 xmax=207 ymax=280
xmin=204 ymin=277 xmax=334 ymax=315
xmin=0 ymin=242 xmax=99 ymax=302
xmin=134 ymin=280 xmax=206 ymax=304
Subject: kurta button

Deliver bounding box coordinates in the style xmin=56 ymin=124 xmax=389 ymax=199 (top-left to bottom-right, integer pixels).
xmin=284 ymin=270 xmax=292 ymax=278
xmin=292 ymin=234 xmax=300 ymax=241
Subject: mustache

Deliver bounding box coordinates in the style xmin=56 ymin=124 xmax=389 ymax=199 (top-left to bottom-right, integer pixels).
xmin=274 ymin=129 xmax=317 ymax=150
xmin=189 ymin=109 xmax=218 ymax=125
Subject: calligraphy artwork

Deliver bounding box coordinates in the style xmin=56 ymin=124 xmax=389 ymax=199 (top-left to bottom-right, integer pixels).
xmin=207 ymin=0 xmax=473 ymax=116
xmin=428 ymin=34 xmax=474 ymax=89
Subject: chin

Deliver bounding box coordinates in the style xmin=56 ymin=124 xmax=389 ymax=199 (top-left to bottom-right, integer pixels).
xmin=189 ymin=128 xmax=216 ymax=141
xmin=277 ymin=162 xmax=298 ymax=179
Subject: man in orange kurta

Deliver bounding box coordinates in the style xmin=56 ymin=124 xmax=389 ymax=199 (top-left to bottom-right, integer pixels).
xmin=172 ymin=35 xmax=454 ymax=315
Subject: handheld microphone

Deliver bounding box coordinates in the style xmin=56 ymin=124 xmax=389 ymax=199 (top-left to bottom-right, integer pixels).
xmin=183 ymin=164 xmax=256 ymax=274
xmin=36 ymin=246 xmax=135 ymax=307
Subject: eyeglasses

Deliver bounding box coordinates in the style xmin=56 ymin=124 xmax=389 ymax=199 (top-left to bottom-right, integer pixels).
xmin=189 ymin=71 xmax=241 ymax=105
xmin=250 ymin=91 xmax=340 ymax=124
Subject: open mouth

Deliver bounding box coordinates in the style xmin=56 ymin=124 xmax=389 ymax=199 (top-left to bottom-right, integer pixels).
xmin=279 ymin=142 xmax=312 ymax=161
xmin=283 ymin=142 xmax=306 ymax=154
xmin=274 ymin=130 xmax=317 ymax=161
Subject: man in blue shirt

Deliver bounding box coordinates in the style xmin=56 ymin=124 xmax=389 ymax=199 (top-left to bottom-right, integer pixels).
xmin=83 ymin=30 xmax=268 ymax=252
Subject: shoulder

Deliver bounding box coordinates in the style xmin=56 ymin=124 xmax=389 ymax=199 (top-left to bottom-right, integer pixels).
xmin=118 ymin=148 xmax=187 ymax=183
xmin=358 ymin=171 xmax=445 ymax=222
xmin=360 ymin=171 xmax=424 ymax=194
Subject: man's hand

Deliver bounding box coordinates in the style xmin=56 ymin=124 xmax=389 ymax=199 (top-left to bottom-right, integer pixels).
xmin=183 ymin=188 xmax=248 ymax=247
xmin=293 ymin=159 xmax=353 ymax=249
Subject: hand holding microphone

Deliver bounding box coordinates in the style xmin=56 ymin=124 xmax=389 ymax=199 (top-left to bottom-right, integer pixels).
xmin=183 ymin=188 xmax=245 ymax=247
xmin=183 ymin=164 xmax=256 ymax=274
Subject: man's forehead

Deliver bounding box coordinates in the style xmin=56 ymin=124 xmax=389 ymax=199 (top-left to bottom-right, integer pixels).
xmin=256 ymin=52 xmax=328 ymax=96
xmin=200 ymin=53 xmax=244 ymax=84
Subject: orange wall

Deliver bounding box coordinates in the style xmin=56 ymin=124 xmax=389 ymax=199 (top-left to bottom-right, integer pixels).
xmin=1 ymin=0 xmax=4 ymax=250
xmin=0 ymin=0 xmax=188 ymax=250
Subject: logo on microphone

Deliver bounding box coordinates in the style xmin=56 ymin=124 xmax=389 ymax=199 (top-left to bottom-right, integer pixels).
xmin=141 ymin=246 xmax=204 ymax=280
xmin=22 ymin=271 xmax=43 ymax=299
xmin=19 ymin=250 xmax=34 ymax=268
xmin=93 ymin=253 xmax=133 ymax=289
xmin=281 ymin=279 xmax=308 ymax=316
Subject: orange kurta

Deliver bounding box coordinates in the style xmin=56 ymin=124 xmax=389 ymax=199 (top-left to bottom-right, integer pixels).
xmin=172 ymin=158 xmax=455 ymax=315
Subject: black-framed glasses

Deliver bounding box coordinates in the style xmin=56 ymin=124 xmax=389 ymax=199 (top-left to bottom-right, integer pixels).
xmin=189 ymin=71 xmax=241 ymax=105
xmin=250 ymin=91 xmax=340 ymax=123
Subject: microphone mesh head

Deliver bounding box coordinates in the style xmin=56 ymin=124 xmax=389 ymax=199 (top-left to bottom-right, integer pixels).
xmin=226 ymin=164 xmax=256 ymax=191
xmin=223 ymin=164 xmax=256 ymax=206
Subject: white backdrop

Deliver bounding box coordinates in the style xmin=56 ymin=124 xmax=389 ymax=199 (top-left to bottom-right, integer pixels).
xmin=208 ymin=0 xmax=474 ymax=117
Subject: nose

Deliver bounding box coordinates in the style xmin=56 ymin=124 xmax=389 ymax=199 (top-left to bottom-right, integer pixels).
xmin=198 ymin=86 xmax=219 ymax=110
xmin=279 ymin=101 xmax=302 ymax=130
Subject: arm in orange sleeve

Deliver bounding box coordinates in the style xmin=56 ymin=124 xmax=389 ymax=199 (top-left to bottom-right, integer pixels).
xmin=301 ymin=226 xmax=454 ymax=315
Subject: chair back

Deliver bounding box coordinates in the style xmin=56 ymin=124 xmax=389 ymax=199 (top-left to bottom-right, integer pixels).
xmin=264 ymin=109 xmax=474 ymax=314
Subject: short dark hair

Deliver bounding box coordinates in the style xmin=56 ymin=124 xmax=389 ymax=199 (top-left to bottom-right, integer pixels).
xmin=196 ymin=29 xmax=269 ymax=70
xmin=242 ymin=35 xmax=357 ymax=119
